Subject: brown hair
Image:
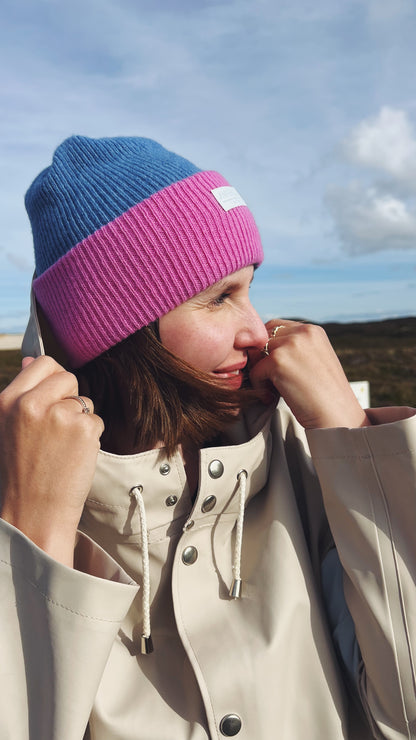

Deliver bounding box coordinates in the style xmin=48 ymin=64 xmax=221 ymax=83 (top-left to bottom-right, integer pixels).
xmin=75 ymin=324 xmax=257 ymax=456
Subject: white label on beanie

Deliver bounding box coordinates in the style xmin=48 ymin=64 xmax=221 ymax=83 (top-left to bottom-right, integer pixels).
xmin=211 ymin=186 xmax=246 ymax=211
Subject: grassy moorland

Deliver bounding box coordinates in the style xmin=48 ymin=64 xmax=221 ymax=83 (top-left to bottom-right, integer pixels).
xmin=323 ymin=317 xmax=416 ymax=408
xmin=0 ymin=317 xmax=415 ymax=407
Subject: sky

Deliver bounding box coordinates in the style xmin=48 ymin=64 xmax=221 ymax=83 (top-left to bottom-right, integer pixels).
xmin=1 ymin=0 xmax=416 ymax=333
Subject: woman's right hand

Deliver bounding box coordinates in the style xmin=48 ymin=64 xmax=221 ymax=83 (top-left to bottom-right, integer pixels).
xmin=0 ymin=356 xmax=104 ymax=566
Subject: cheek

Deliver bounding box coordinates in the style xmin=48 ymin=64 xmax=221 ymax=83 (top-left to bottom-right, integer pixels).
xmin=159 ymin=316 xmax=230 ymax=372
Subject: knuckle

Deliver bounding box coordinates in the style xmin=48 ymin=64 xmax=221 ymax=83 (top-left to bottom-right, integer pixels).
xmin=309 ymin=324 xmax=327 ymax=344
xmin=38 ymin=355 xmax=61 ymax=373
xmin=311 ymin=323 xmax=325 ymax=335
xmin=15 ymin=392 xmax=43 ymax=423
xmin=64 ymin=370 xmax=78 ymax=387
xmin=48 ymin=402 xmax=68 ymax=427
xmin=81 ymin=421 xmax=103 ymax=450
xmin=298 ymin=321 xmax=314 ymax=333
xmin=297 ymin=322 xmax=324 ymax=340
xmin=265 ymin=318 xmax=279 ymax=331
xmin=56 ymin=370 xmax=79 ymax=396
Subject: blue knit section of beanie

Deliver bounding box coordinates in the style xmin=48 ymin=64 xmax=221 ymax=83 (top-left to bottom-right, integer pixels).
xmin=25 ymin=136 xmax=201 ymax=276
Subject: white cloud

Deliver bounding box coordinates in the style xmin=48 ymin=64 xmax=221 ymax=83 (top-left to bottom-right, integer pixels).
xmin=327 ymin=183 xmax=416 ymax=253
xmin=2 ymin=0 xmax=416 ymax=327
xmin=342 ymin=107 xmax=416 ymax=184
xmin=328 ymin=107 xmax=416 ymax=253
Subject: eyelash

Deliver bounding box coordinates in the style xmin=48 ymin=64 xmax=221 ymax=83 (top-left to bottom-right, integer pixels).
xmin=210 ymin=291 xmax=231 ymax=307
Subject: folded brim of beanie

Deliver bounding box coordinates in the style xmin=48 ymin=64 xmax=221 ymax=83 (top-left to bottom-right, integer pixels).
xmin=33 ymin=170 xmax=263 ymax=368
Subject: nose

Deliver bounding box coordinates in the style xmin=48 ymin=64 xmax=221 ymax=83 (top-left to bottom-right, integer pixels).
xmin=235 ymin=303 xmax=269 ymax=351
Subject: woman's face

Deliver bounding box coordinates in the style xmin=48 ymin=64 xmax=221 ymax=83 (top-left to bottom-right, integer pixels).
xmin=158 ymin=266 xmax=268 ymax=389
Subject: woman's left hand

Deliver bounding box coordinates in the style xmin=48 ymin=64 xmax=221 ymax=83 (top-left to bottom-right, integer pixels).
xmin=249 ymin=319 xmax=371 ymax=430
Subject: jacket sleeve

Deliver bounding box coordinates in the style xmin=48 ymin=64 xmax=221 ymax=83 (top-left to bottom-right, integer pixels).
xmin=0 ymin=518 xmax=138 ymax=740
xmin=307 ymin=410 xmax=416 ymax=740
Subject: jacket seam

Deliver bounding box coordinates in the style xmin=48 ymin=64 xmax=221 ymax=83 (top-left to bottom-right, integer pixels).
xmin=0 ymin=558 xmax=129 ymax=623
xmin=173 ymin=558 xmax=220 ymax=739
xmin=363 ymin=432 xmax=416 ymax=735
xmin=149 ymin=518 xmax=223 ymax=545
xmin=312 ymin=449 xmax=413 ymax=462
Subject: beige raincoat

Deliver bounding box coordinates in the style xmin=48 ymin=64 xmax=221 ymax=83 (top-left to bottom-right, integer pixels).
xmin=0 ymin=306 xmax=415 ymax=739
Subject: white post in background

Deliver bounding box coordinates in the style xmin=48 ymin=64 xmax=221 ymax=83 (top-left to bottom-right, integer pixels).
xmin=350 ymin=381 xmax=370 ymax=409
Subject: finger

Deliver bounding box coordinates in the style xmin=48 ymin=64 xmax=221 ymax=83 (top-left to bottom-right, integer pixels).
xmin=262 ymin=324 xmax=288 ymax=356
xmin=56 ymin=396 xmax=105 ymax=436
xmin=21 ymin=356 xmax=36 ymax=370
xmin=65 ymin=395 xmax=94 ymax=415
xmin=265 ymin=319 xmax=288 ymax=335
xmin=250 ymin=338 xmax=287 ymax=387
xmin=249 ymin=322 xmax=286 ymax=362
xmin=9 ymin=356 xmax=71 ymax=396
xmin=249 ymin=358 xmax=273 ymax=387
xmin=265 ymin=318 xmax=304 ymax=331
xmin=3 ymin=361 xmax=79 ymax=409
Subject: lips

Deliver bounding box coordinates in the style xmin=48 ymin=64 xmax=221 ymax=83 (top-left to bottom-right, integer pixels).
xmin=213 ymin=362 xmax=248 ymax=389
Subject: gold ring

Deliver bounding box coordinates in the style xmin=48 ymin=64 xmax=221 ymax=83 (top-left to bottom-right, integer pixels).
xmin=271 ymin=325 xmax=285 ymax=337
xmin=262 ymin=340 xmax=271 ymax=356
xmin=263 ymin=325 xmax=285 ymax=355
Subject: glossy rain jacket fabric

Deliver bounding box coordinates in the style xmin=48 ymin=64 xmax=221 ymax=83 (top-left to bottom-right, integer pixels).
xmin=0 ymin=308 xmax=415 ymax=739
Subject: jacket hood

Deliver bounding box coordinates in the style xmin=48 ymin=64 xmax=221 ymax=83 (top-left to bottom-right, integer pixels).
xmin=21 ymin=284 xmax=45 ymax=360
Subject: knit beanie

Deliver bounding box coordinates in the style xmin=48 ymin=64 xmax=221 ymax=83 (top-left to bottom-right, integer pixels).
xmin=25 ymin=136 xmax=263 ymax=367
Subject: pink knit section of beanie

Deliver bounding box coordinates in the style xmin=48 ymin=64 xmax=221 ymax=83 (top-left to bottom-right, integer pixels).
xmin=33 ymin=170 xmax=263 ymax=367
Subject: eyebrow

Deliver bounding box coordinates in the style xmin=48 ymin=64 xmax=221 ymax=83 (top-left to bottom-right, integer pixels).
xmin=200 ymin=272 xmax=254 ymax=298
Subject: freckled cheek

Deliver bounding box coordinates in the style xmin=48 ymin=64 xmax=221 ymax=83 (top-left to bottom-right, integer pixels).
xmin=179 ymin=330 xmax=226 ymax=371
xmin=163 ymin=323 xmax=232 ymax=372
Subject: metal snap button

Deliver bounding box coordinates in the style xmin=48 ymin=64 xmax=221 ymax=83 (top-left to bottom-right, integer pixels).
xmin=159 ymin=463 xmax=171 ymax=475
xmin=201 ymin=495 xmax=217 ymax=513
xmin=182 ymin=546 xmax=198 ymax=565
xmin=208 ymin=459 xmax=224 ymax=479
xmin=220 ymin=714 xmax=242 ymax=736
xmin=165 ymin=495 xmax=177 ymax=507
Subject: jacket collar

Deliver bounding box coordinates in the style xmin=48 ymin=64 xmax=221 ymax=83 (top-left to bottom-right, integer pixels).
xmin=86 ymin=410 xmax=273 ymax=539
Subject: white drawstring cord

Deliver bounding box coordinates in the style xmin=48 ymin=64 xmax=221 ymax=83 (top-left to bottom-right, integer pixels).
xmin=229 ymin=469 xmax=248 ymax=599
xmin=130 ymin=468 xmax=247 ymax=645
xmin=130 ymin=486 xmax=153 ymax=654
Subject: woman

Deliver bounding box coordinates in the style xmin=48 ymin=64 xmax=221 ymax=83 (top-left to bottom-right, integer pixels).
xmin=0 ymin=136 xmax=415 ymax=739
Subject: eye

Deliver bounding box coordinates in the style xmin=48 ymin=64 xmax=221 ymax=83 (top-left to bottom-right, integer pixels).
xmin=209 ymin=291 xmax=231 ymax=308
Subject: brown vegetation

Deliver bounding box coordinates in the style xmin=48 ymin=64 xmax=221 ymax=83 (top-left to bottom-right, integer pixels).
xmin=324 ymin=317 xmax=416 ymax=407
xmin=0 ymin=350 xmax=24 ymax=395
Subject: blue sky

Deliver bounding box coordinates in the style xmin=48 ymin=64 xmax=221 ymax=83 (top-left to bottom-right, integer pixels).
xmin=1 ymin=0 xmax=416 ymax=332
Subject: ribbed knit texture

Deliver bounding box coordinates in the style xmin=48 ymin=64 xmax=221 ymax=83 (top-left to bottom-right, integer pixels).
xmin=26 ymin=136 xmax=200 ymax=276
xmin=26 ymin=136 xmax=263 ymax=367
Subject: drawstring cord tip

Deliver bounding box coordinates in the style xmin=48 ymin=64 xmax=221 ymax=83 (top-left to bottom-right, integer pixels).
xmin=229 ymin=578 xmax=242 ymax=599
xmin=141 ymin=634 xmax=154 ymax=654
